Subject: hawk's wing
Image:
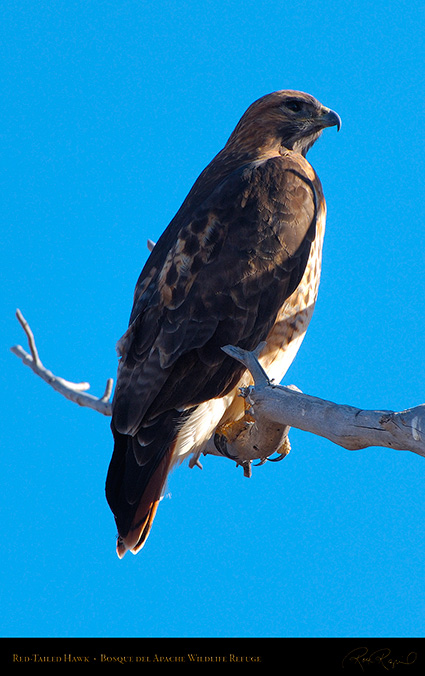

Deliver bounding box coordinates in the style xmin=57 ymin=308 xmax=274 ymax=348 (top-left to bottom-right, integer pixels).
xmin=106 ymin=153 xmax=321 ymax=552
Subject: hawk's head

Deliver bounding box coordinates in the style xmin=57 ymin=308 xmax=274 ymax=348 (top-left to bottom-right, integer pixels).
xmin=227 ymin=90 xmax=341 ymax=157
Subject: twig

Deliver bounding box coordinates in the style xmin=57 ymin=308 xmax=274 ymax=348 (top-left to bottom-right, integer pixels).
xmin=11 ymin=309 xmax=113 ymax=416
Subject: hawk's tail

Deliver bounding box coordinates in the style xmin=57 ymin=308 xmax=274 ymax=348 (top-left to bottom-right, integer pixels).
xmin=115 ymin=444 xmax=175 ymax=558
xmin=106 ymin=414 xmax=181 ymax=558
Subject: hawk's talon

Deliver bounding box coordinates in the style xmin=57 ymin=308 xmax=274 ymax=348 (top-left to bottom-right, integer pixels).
xmin=253 ymin=448 xmax=289 ymax=465
xmin=253 ymin=458 xmax=267 ymax=466
xmin=267 ymin=452 xmax=288 ymax=462
xmin=214 ymin=432 xmax=238 ymax=460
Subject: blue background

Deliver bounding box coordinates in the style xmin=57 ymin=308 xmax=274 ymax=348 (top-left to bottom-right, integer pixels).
xmin=2 ymin=1 xmax=425 ymax=638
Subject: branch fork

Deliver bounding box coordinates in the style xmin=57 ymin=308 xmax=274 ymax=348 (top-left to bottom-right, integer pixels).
xmin=11 ymin=309 xmax=113 ymax=416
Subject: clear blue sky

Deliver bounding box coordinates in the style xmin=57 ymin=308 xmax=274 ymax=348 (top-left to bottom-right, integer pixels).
xmin=2 ymin=0 xmax=425 ymax=640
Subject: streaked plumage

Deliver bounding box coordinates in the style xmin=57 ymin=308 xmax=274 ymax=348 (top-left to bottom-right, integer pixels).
xmin=106 ymin=90 xmax=340 ymax=557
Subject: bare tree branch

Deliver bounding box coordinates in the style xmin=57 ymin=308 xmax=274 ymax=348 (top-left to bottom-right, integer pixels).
xmin=222 ymin=344 xmax=425 ymax=460
xmin=11 ymin=309 xmax=113 ymax=416
xmin=10 ymin=309 xmax=425 ymax=470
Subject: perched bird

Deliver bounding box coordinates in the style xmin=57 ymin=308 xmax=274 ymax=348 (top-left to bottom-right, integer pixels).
xmin=106 ymin=90 xmax=340 ymax=557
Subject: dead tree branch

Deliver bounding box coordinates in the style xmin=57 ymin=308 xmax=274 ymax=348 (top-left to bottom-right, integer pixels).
xmin=11 ymin=310 xmax=425 ymax=469
xmin=221 ymin=344 xmax=425 ymax=460
xmin=11 ymin=309 xmax=113 ymax=416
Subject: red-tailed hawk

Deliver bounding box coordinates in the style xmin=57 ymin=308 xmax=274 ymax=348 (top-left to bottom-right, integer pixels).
xmin=106 ymin=90 xmax=341 ymax=557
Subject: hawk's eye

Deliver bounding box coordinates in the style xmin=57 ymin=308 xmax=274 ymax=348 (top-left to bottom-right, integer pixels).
xmin=286 ymin=100 xmax=303 ymax=113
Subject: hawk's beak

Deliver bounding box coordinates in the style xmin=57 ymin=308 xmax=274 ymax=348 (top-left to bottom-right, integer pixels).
xmin=320 ymin=108 xmax=341 ymax=131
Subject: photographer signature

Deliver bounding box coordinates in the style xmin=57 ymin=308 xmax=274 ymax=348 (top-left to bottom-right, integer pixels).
xmin=342 ymin=646 xmax=417 ymax=671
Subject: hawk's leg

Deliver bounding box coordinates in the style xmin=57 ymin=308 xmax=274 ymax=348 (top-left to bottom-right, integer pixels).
xmin=214 ymin=400 xmax=291 ymax=471
xmin=213 ymin=407 xmax=255 ymax=461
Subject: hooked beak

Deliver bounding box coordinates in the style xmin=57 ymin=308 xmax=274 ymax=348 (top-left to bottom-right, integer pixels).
xmin=320 ymin=107 xmax=341 ymax=131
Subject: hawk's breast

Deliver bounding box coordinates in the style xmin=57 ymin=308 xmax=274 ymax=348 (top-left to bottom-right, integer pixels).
xmin=259 ymin=195 xmax=326 ymax=382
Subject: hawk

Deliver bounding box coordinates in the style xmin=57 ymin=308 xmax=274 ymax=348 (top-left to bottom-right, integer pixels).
xmin=106 ymin=90 xmax=340 ymax=557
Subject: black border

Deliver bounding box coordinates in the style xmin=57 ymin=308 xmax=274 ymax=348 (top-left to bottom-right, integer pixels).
xmin=3 ymin=637 xmax=425 ymax=671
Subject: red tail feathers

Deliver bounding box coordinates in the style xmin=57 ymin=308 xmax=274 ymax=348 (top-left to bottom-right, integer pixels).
xmin=116 ymin=446 xmax=174 ymax=558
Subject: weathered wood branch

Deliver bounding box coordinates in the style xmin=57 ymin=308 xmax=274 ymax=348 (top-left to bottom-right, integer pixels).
xmin=11 ymin=309 xmax=113 ymax=416
xmin=11 ymin=311 xmax=425 ymax=471
xmin=221 ymin=344 xmax=425 ymax=459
